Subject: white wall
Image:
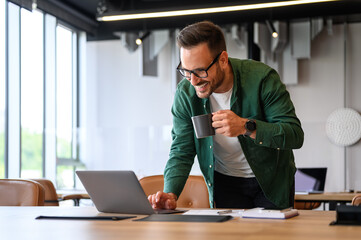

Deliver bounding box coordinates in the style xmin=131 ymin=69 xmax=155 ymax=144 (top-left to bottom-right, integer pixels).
xmin=84 ymin=37 xmax=175 ymax=178
xmin=289 ymin=23 xmax=361 ymax=192
xmin=84 ymin=23 xmax=361 ymax=192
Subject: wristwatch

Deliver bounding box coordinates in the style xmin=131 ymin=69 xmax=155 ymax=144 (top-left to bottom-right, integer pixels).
xmin=244 ymin=120 xmax=256 ymax=136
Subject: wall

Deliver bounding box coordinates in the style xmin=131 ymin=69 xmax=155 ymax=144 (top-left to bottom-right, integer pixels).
xmin=84 ymin=36 xmax=174 ymax=178
xmin=84 ymin=23 xmax=361 ymax=192
xmin=288 ymin=23 xmax=361 ymax=192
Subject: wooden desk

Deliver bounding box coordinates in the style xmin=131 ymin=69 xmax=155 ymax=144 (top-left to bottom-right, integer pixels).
xmin=58 ymin=192 xmax=356 ymax=208
xmin=295 ymin=192 xmax=356 ymax=210
xmin=0 ymin=206 xmax=359 ymax=240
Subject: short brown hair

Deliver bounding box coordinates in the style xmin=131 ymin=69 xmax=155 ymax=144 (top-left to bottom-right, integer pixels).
xmin=177 ymin=21 xmax=226 ymax=57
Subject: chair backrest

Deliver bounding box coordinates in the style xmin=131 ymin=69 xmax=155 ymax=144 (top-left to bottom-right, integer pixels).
xmin=351 ymin=194 xmax=361 ymax=206
xmin=139 ymin=175 xmax=210 ymax=208
xmin=0 ymin=179 xmax=45 ymax=206
xmin=31 ymin=179 xmax=59 ymax=206
xmin=294 ymin=201 xmax=321 ymax=210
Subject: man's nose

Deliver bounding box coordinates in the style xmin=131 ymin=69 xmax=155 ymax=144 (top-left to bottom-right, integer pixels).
xmin=190 ymin=73 xmax=201 ymax=86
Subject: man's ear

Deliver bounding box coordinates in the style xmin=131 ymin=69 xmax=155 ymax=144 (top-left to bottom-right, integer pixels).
xmin=219 ymin=51 xmax=229 ymax=68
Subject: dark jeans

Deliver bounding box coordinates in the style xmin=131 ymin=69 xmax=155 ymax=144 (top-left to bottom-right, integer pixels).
xmin=214 ymin=171 xmax=294 ymax=209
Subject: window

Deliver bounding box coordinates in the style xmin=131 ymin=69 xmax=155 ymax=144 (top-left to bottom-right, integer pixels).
xmin=56 ymin=25 xmax=80 ymax=188
xmin=3 ymin=1 xmax=84 ymax=188
xmin=0 ymin=0 xmax=6 ymax=178
xmin=20 ymin=8 xmax=44 ymax=178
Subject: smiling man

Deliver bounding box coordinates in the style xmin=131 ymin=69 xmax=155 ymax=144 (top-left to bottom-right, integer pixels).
xmin=148 ymin=21 xmax=304 ymax=210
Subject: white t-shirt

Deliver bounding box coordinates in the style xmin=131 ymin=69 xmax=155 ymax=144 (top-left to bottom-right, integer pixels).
xmin=209 ymin=87 xmax=255 ymax=178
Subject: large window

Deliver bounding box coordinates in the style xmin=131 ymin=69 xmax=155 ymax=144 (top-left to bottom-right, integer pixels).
xmin=20 ymin=8 xmax=44 ymax=178
xmin=0 ymin=0 xmax=6 ymax=178
xmin=3 ymin=1 xmax=83 ymax=188
xmin=56 ymin=25 xmax=80 ymax=188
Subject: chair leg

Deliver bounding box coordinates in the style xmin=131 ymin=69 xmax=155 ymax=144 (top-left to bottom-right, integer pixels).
xmin=72 ymin=199 xmax=80 ymax=206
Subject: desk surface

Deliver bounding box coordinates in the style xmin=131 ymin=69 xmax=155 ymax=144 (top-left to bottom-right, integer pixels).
xmin=295 ymin=192 xmax=356 ymax=202
xmin=0 ymin=206 xmax=359 ymax=240
xmin=58 ymin=191 xmax=357 ymax=202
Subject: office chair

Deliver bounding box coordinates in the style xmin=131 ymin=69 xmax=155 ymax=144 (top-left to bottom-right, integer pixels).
xmin=139 ymin=175 xmax=210 ymax=208
xmin=0 ymin=179 xmax=45 ymax=206
xmin=31 ymin=179 xmax=88 ymax=206
xmin=351 ymin=194 xmax=361 ymax=206
xmin=294 ymin=201 xmax=321 ymax=210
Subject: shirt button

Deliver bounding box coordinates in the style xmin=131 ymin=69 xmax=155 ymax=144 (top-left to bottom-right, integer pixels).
xmin=259 ymin=141 xmax=263 ymax=144
xmin=204 ymin=104 xmax=206 ymax=108
xmin=277 ymin=148 xmax=280 ymax=150
xmin=208 ymin=183 xmax=212 ymax=187
xmin=210 ymin=145 xmax=212 ymax=149
xmin=209 ymin=165 xmax=212 ymax=168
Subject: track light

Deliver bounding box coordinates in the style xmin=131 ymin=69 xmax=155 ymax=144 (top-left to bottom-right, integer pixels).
xmin=32 ymin=0 xmax=37 ymax=10
xmin=97 ymin=0 xmax=339 ymax=22
xmin=266 ymin=20 xmax=278 ymax=38
xmin=135 ymin=32 xmax=150 ymax=45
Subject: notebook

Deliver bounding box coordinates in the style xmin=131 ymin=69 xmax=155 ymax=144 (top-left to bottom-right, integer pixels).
xmin=76 ymin=170 xmax=184 ymax=215
xmin=295 ymin=168 xmax=327 ymax=194
xmin=242 ymin=208 xmax=299 ymax=219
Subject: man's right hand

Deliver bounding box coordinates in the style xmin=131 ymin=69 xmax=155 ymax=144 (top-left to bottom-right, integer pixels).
xmin=147 ymin=191 xmax=177 ymax=210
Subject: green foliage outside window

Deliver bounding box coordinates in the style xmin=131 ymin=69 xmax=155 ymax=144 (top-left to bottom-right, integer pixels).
xmin=21 ymin=129 xmax=42 ymax=177
xmin=57 ymin=137 xmax=72 ymax=159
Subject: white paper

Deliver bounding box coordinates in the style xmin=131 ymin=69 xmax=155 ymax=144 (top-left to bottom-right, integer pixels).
xmin=183 ymin=209 xmax=244 ymax=217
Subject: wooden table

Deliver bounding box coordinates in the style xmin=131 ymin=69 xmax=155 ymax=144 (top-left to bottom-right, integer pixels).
xmin=295 ymin=192 xmax=356 ymax=210
xmin=0 ymin=206 xmax=359 ymax=240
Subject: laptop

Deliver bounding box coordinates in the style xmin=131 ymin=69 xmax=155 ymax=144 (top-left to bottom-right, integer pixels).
xmin=76 ymin=170 xmax=184 ymax=215
xmin=295 ymin=168 xmax=327 ymax=194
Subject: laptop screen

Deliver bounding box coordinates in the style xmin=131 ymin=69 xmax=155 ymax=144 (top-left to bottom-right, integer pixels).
xmin=295 ymin=168 xmax=327 ymax=193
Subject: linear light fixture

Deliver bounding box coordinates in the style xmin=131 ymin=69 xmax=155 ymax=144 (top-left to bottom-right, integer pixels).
xmin=97 ymin=0 xmax=339 ymax=22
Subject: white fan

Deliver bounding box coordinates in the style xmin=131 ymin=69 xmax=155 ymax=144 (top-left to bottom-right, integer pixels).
xmin=326 ymin=108 xmax=361 ymax=146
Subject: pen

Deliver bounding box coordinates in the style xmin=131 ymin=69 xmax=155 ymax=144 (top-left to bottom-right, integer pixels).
xmin=217 ymin=210 xmax=232 ymax=214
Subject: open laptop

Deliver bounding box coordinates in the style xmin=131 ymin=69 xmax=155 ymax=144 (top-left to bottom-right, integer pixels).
xmin=295 ymin=168 xmax=327 ymax=194
xmin=76 ymin=170 xmax=184 ymax=215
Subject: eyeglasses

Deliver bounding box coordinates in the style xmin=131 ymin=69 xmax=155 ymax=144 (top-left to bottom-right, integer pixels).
xmin=177 ymin=52 xmax=222 ymax=79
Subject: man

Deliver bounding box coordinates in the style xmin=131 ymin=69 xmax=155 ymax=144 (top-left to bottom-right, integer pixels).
xmin=148 ymin=21 xmax=304 ymax=210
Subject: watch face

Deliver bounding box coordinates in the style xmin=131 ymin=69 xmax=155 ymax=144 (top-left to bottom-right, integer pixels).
xmin=246 ymin=120 xmax=256 ymax=131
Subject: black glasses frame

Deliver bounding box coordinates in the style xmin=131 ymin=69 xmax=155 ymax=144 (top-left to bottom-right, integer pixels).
xmin=176 ymin=52 xmax=222 ymax=79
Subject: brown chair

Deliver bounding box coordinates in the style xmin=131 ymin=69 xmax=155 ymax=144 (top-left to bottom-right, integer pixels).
xmin=139 ymin=175 xmax=210 ymax=208
xmin=31 ymin=179 xmax=88 ymax=206
xmin=294 ymin=201 xmax=321 ymax=210
xmin=351 ymin=194 xmax=361 ymax=206
xmin=0 ymin=179 xmax=45 ymax=206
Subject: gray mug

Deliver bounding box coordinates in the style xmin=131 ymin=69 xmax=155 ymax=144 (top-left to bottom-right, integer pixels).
xmin=191 ymin=113 xmax=215 ymax=139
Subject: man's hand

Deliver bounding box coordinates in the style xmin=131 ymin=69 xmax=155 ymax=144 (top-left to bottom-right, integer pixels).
xmin=212 ymin=110 xmax=249 ymax=137
xmin=148 ymin=191 xmax=177 ymax=210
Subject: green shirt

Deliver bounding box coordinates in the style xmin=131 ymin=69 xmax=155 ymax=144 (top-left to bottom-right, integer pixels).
xmin=164 ymin=58 xmax=304 ymax=209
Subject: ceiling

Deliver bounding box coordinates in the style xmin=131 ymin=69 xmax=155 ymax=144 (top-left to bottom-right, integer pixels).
xmin=34 ymin=0 xmax=361 ymax=41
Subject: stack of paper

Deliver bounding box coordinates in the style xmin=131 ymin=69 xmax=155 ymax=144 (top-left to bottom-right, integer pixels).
xmin=242 ymin=208 xmax=299 ymax=219
xmin=183 ymin=209 xmax=243 ymax=217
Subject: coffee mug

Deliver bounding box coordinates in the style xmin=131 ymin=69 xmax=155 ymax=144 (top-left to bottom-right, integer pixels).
xmin=191 ymin=113 xmax=215 ymax=139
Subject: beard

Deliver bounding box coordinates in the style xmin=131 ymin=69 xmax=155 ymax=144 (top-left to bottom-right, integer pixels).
xmin=195 ymin=65 xmax=225 ymax=99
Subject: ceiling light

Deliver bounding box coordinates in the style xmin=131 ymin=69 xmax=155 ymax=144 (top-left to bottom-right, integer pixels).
xmin=135 ymin=32 xmax=151 ymax=45
xmin=266 ymin=20 xmax=278 ymax=38
xmin=97 ymin=0 xmax=339 ymax=22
